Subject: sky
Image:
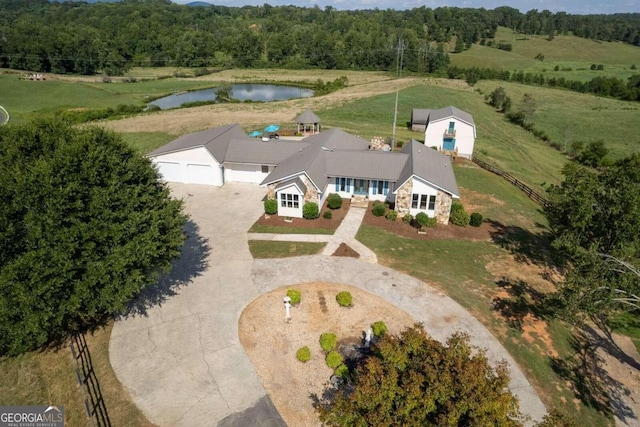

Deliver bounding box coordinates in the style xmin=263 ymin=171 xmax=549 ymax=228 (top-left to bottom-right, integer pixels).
xmin=173 ymin=0 xmax=639 ymax=14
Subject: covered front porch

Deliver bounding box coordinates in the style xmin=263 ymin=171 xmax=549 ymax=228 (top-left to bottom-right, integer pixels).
xmin=331 ymin=177 xmax=391 ymax=202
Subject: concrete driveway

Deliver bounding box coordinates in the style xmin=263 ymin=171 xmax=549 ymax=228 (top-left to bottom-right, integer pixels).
xmin=110 ymin=183 xmax=546 ymax=426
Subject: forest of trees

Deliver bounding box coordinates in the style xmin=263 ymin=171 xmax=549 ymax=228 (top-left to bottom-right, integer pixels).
xmin=0 ymin=0 xmax=638 ymax=76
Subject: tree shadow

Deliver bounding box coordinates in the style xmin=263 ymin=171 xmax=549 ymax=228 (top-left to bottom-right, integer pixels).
xmin=549 ymin=326 xmax=635 ymax=422
xmin=121 ymin=220 xmax=210 ymax=318
xmin=486 ymin=219 xmax=556 ymax=268
xmin=492 ymin=277 xmax=549 ymax=331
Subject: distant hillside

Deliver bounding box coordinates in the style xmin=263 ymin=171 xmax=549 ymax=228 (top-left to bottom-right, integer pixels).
xmin=186 ymin=1 xmax=211 ymax=6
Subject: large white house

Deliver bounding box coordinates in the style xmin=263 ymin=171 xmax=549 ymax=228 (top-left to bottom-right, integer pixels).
xmin=148 ymin=124 xmax=460 ymax=223
xmin=411 ymin=106 xmax=476 ymax=159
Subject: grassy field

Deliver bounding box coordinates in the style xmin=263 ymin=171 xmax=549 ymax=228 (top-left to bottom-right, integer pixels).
xmin=248 ymin=240 xmax=326 ymax=258
xmin=0 ymin=71 xmax=217 ymax=123
xmin=320 ymin=81 xmax=567 ymax=189
xmin=120 ymin=132 xmax=174 ymax=153
xmin=0 ymin=323 xmax=154 ymax=426
xmin=474 ymin=80 xmax=640 ymax=161
xmin=451 ymin=27 xmax=640 ymax=82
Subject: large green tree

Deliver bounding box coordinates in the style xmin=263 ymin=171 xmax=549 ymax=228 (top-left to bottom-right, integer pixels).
xmin=316 ymin=324 xmax=522 ymax=426
xmin=545 ymin=155 xmax=640 ymax=320
xmin=0 ymin=120 xmax=187 ymax=355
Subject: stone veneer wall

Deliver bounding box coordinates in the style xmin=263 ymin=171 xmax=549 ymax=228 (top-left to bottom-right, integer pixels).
xmin=395 ymin=180 xmax=413 ymax=214
xmin=435 ymin=190 xmax=453 ymax=224
xmin=370 ymin=136 xmax=386 ymax=150
xmin=266 ymin=184 xmax=276 ymax=200
xmin=301 ymin=175 xmax=318 ymax=204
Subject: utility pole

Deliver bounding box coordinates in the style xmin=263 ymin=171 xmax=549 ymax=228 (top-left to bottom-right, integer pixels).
xmin=392 ymin=36 xmax=404 ymax=150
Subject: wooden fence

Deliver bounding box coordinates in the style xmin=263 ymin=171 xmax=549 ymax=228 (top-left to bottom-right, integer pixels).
xmin=471 ymin=157 xmax=549 ymax=208
xmin=70 ymin=333 xmax=112 ymax=427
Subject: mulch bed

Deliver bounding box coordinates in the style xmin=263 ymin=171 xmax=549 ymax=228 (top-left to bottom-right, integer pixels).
xmin=362 ymin=202 xmax=493 ymax=241
xmin=253 ymin=199 xmax=350 ymax=231
xmin=332 ymin=243 xmax=360 ymax=258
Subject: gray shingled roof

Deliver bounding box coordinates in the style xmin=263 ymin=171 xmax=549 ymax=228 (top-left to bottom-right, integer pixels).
xmin=428 ymin=106 xmax=475 ymax=126
xmin=295 ymin=109 xmax=321 ymax=124
xmin=325 ymin=150 xmax=408 ymax=181
xmin=411 ymin=109 xmax=432 ymax=125
xmin=396 ymin=140 xmax=459 ymax=197
xmin=224 ymin=140 xmax=311 ymax=165
xmin=411 ymin=106 xmax=475 ymax=127
xmin=147 ymin=123 xmax=248 ymax=163
xmin=261 ymin=128 xmax=370 ymax=188
xmin=275 ymin=177 xmax=307 ymax=194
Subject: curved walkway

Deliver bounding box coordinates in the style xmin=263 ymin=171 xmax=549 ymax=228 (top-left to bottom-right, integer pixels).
xmin=0 ymin=104 xmax=9 ymax=125
xmin=110 ymin=183 xmax=546 ymax=426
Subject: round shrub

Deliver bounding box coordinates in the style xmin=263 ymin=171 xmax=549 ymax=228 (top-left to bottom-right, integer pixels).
xmin=336 ymin=291 xmax=353 ymax=307
xmin=372 ymin=321 xmax=388 ymax=337
xmin=402 ymin=214 xmax=413 ymax=224
xmin=450 ymin=203 xmax=470 ymax=227
xmin=424 ymin=216 xmax=438 ymax=228
xmin=326 ymin=350 xmax=343 ymax=369
xmin=323 ymin=210 xmax=332 ymax=219
xmin=470 ymin=212 xmax=483 ymax=227
xmin=296 ymin=346 xmax=311 ymax=362
xmin=385 ymin=210 xmax=398 ymax=221
xmin=264 ymin=199 xmax=277 ymax=215
xmin=327 ymin=193 xmax=343 ymax=209
xmin=286 ymin=289 xmax=301 ymax=305
xmin=415 ymin=212 xmax=429 ymax=227
xmin=303 ymin=202 xmax=319 ymax=219
xmin=334 ymin=364 xmax=349 ymax=378
xmin=320 ymin=333 xmax=337 ymax=352
xmin=372 ymin=202 xmax=386 ymax=217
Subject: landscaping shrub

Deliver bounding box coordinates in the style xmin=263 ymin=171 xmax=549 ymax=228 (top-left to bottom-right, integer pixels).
xmin=323 ymin=210 xmax=332 ymax=219
xmin=372 ymin=202 xmax=386 ymax=217
xmin=402 ymin=214 xmax=413 ymax=224
xmin=264 ymin=199 xmax=277 ymax=215
xmin=415 ymin=212 xmax=429 ymax=227
xmin=326 ymin=350 xmax=343 ymax=369
xmin=336 ymin=291 xmax=353 ymax=307
xmin=372 ymin=321 xmax=387 ymax=337
xmin=327 ymin=193 xmax=342 ymax=209
xmin=334 ymin=364 xmax=349 ymax=378
xmin=296 ymin=346 xmax=311 ymax=362
xmin=470 ymin=212 xmax=483 ymax=227
xmin=286 ymin=289 xmax=301 ymax=305
xmin=385 ymin=210 xmax=397 ymax=221
xmin=320 ymin=333 xmax=337 ymax=352
xmin=303 ymin=202 xmax=319 ymax=219
xmin=450 ymin=203 xmax=470 ymax=227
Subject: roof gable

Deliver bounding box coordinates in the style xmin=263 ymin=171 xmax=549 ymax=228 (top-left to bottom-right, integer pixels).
xmin=147 ymin=123 xmax=248 ymax=162
xmin=427 ymin=106 xmax=475 ymax=127
xmin=396 ymin=140 xmax=459 ymax=197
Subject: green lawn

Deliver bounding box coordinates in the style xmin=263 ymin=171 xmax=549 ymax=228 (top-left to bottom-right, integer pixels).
xmin=320 ymin=82 xmax=567 ymax=189
xmin=248 ymin=240 xmax=326 ymax=258
xmin=120 ymin=132 xmax=174 ymax=154
xmin=0 ymin=72 xmax=217 ymax=123
xmin=474 ymin=80 xmax=640 ymax=161
xmin=451 ymin=27 xmax=640 ymax=82
xmin=248 ymin=224 xmax=335 ymax=235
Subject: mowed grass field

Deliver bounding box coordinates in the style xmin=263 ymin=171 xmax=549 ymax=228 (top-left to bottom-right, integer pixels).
xmin=451 ymin=26 xmax=640 ymax=82
xmin=474 ymin=80 xmax=640 ymax=160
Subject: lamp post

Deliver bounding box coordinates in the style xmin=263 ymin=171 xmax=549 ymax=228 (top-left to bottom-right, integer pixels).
xmin=283 ymin=296 xmax=291 ymax=322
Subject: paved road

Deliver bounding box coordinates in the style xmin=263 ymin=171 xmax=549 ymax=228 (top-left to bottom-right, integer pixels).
xmin=110 ymin=183 xmax=546 ymax=426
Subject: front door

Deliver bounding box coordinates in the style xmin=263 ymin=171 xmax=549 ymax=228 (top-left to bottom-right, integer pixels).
xmin=443 ymin=138 xmax=456 ymax=151
xmin=355 ymin=179 xmax=369 ymax=195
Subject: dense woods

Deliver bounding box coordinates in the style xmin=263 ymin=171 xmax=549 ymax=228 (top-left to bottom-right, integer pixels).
xmin=0 ymin=0 xmax=638 ymax=76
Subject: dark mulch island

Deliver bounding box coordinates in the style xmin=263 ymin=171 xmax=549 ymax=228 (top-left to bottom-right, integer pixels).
xmin=332 ymin=243 xmax=360 ymax=258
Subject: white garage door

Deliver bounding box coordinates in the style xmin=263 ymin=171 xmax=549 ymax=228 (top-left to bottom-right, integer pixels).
xmin=156 ymin=162 xmax=183 ymax=183
xmin=187 ymin=163 xmax=218 ymax=185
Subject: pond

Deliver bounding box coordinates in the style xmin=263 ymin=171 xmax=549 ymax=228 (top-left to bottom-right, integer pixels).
xmin=148 ymin=83 xmax=314 ymax=110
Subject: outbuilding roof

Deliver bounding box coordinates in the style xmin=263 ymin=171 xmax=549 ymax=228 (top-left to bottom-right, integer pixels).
xmin=411 ymin=106 xmax=475 ymax=127
xmin=295 ymin=109 xmax=321 ymax=124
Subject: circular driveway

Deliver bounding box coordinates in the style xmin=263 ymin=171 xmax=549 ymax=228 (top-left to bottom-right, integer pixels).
xmin=110 ymin=183 xmax=546 ymax=426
